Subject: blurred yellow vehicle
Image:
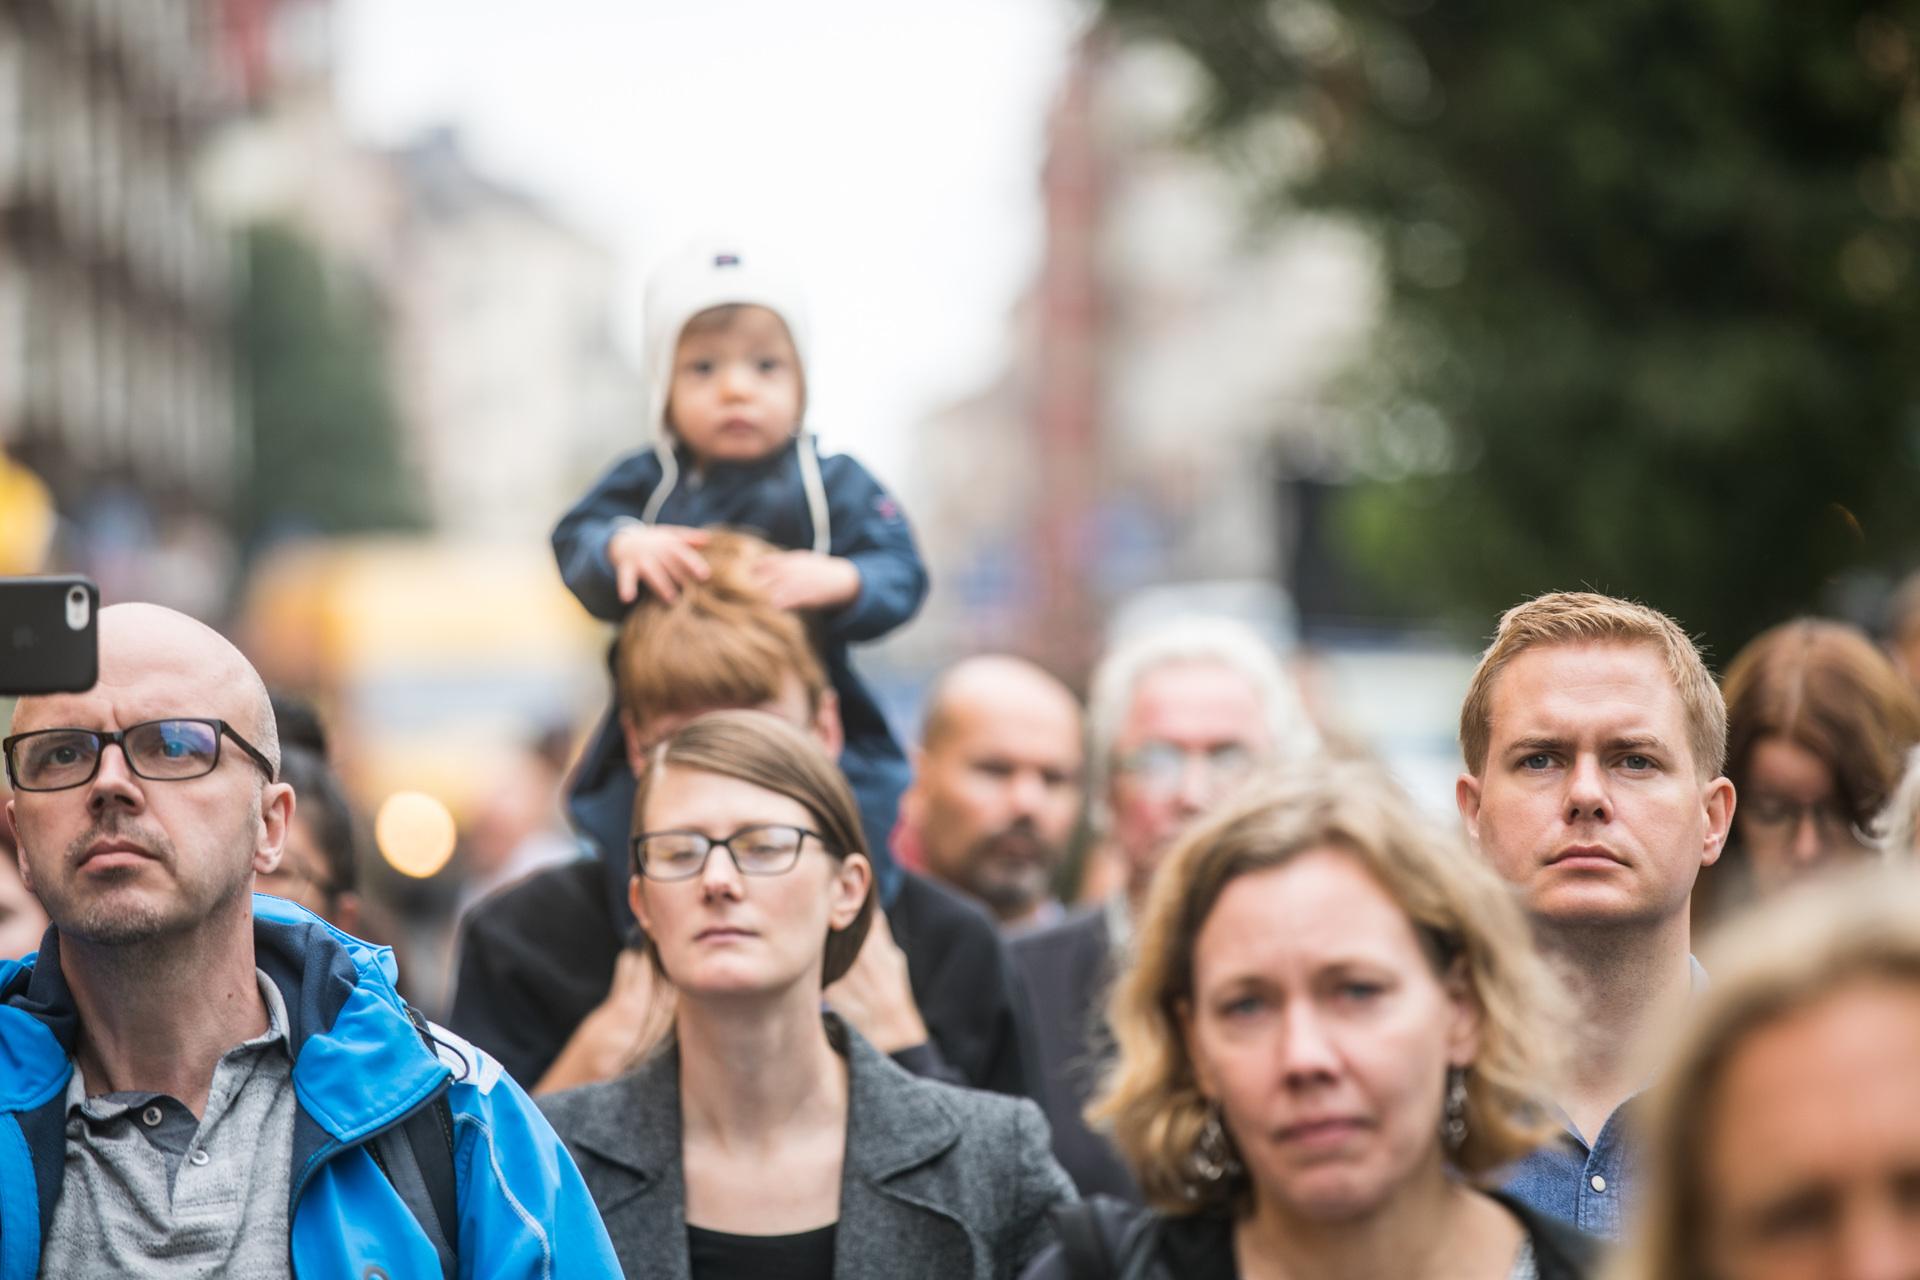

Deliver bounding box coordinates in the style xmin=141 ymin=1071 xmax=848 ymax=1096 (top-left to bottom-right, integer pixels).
xmin=236 ymin=537 xmax=607 ymax=842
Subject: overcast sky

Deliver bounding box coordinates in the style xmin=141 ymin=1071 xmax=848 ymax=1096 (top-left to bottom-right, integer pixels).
xmin=334 ymin=0 xmax=1082 ymax=487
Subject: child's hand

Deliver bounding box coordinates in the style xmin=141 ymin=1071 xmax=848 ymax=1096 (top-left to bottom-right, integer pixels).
xmin=752 ymin=551 xmax=861 ymax=611
xmin=607 ymin=523 xmax=710 ymax=603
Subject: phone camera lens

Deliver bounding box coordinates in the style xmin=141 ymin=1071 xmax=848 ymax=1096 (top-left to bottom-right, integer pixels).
xmin=64 ymin=584 xmax=91 ymax=631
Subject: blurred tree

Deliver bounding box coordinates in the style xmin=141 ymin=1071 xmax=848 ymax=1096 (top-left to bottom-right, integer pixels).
xmin=234 ymin=223 xmax=425 ymax=546
xmin=1096 ymin=0 xmax=1920 ymax=657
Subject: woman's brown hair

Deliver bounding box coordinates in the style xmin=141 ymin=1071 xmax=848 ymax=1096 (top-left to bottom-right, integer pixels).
xmin=1092 ymin=761 xmax=1565 ymax=1213
xmin=1722 ymin=618 xmax=1920 ymax=834
xmin=1698 ymin=618 xmax=1920 ymax=928
xmin=631 ymin=709 xmax=874 ymax=985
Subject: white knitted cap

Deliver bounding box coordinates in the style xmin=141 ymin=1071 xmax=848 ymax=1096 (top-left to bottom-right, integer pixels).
xmin=642 ymin=239 xmax=812 ymax=440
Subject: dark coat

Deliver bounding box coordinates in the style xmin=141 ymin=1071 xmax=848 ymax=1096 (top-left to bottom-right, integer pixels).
xmin=539 ymin=1018 xmax=1076 ymax=1280
xmin=1018 ymin=1191 xmax=1605 ymax=1280
xmin=1012 ymin=905 xmax=1139 ymax=1201
xmin=551 ymin=436 xmax=927 ymax=914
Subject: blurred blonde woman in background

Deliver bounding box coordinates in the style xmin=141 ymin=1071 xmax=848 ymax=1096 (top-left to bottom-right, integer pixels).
xmin=1617 ymin=866 xmax=1920 ymax=1280
xmin=1023 ymin=763 xmax=1599 ymax=1280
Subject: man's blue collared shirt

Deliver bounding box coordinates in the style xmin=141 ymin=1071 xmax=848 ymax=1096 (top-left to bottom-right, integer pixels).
xmin=1499 ymin=1104 xmax=1636 ymax=1239
xmin=1497 ymin=954 xmax=1708 ymax=1239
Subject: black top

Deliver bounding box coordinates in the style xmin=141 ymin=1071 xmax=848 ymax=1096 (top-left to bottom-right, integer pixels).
xmin=1021 ymin=1191 xmax=1604 ymax=1280
xmin=449 ymin=859 xmax=1043 ymax=1099
xmin=688 ymin=1222 xmax=836 ymax=1280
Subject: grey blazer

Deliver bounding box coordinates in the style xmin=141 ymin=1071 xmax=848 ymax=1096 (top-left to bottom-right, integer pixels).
xmin=538 ymin=1017 xmax=1078 ymax=1279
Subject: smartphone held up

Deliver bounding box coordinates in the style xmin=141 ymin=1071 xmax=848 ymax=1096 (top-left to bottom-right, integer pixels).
xmin=0 ymin=576 xmax=99 ymax=697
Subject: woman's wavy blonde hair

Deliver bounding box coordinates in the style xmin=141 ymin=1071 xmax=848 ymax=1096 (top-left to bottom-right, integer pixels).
xmin=1090 ymin=760 xmax=1566 ymax=1214
xmin=1614 ymin=866 xmax=1920 ymax=1280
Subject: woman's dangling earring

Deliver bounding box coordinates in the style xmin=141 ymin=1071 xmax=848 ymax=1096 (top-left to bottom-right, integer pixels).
xmin=1189 ymin=1100 xmax=1244 ymax=1188
xmin=1442 ymin=1067 xmax=1470 ymax=1150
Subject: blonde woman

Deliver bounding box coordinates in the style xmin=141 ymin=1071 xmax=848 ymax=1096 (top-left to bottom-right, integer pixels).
xmin=1023 ymin=763 xmax=1597 ymax=1280
xmin=1617 ymin=866 xmax=1920 ymax=1280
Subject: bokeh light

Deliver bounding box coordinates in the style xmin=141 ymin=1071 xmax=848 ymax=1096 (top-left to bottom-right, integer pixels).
xmin=374 ymin=791 xmax=458 ymax=879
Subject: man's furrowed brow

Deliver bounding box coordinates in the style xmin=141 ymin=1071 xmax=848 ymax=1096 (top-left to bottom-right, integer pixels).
xmin=1504 ymin=732 xmax=1672 ymax=757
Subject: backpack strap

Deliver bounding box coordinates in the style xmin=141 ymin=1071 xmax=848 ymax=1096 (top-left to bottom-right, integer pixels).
xmin=368 ymin=1005 xmax=460 ymax=1280
xmin=1049 ymin=1200 xmax=1115 ymax=1280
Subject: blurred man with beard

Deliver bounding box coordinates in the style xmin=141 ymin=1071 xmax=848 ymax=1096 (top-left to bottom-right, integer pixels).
xmin=902 ymin=656 xmax=1083 ymax=933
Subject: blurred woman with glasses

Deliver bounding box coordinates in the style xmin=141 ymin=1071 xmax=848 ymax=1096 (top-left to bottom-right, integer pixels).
xmin=540 ymin=709 xmax=1075 ymax=1279
xmin=1697 ymin=619 xmax=1920 ymax=928
xmin=1022 ymin=763 xmax=1598 ymax=1280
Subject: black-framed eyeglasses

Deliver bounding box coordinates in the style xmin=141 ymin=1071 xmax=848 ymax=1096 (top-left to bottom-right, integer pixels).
xmin=1740 ymin=795 xmax=1869 ymax=848
xmin=630 ymin=823 xmax=827 ymax=882
xmin=3 ymin=719 xmax=278 ymax=793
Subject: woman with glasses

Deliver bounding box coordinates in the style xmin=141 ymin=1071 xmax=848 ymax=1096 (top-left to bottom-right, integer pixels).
xmin=1022 ymin=763 xmax=1598 ymax=1280
xmin=539 ymin=709 xmax=1075 ymax=1279
xmin=1697 ymin=619 xmax=1920 ymax=928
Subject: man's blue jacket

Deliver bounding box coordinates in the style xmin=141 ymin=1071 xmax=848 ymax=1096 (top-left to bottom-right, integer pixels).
xmin=0 ymin=894 xmax=621 ymax=1279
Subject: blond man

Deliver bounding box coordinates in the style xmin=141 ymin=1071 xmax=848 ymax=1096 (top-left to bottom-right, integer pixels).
xmin=1456 ymin=591 xmax=1735 ymax=1237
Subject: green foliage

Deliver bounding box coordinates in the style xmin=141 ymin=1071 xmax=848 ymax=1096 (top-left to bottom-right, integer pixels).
xmin=234 ymin=223 xmax=425 ymax=545
xmin=1098 ymin=0 xmax=1920 ymax=657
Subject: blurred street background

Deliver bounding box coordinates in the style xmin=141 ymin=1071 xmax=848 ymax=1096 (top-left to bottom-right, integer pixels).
xmin=4 ymin=0 xmax=1918 ymax=1008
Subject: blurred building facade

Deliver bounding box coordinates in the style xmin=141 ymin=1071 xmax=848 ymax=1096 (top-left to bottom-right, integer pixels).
xmin=0 ymin=0 xmax=239 ymax=606
xmin=383 ymin=130 xmax=640 ymax=542
xmin=205 ymin=1 xmax=640 ymax=545
xmin=909 ymin=29 xmax=1378 ymax=678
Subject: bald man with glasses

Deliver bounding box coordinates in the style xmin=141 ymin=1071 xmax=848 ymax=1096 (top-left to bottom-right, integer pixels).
xmin=0 ymin=603 xmax=617 ymax=1278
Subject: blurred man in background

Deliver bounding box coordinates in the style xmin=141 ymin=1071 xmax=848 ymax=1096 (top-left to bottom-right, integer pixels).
xmin=901 ymin=655 xmax=1083 ymax=933
xmin=1013 ymin=616 xmax=1321 ymax=1199
xmin=0 ymin=790 xmax=49 ymax=959
xmin=457 ymin=731 xmax=583 ymax=916
xmin=258 ymin=745 xmax=365 ymax=934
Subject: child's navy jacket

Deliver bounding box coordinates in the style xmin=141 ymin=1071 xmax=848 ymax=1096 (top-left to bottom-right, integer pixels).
xmin=551 ymin=434 xmax=927 ymax=920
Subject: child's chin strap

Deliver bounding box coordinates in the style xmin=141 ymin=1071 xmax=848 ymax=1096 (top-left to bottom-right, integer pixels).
xmin=639 ymin=435 xmax=678 ymax=527
xmin=795 ymin=431 xmax=832 ymax=554
xmin=638 ymin=431 xmax=832 ymax=555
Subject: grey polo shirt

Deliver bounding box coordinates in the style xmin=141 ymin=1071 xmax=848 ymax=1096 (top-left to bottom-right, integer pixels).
xmin=40 ymin=970 xmax=299 ymax=1277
